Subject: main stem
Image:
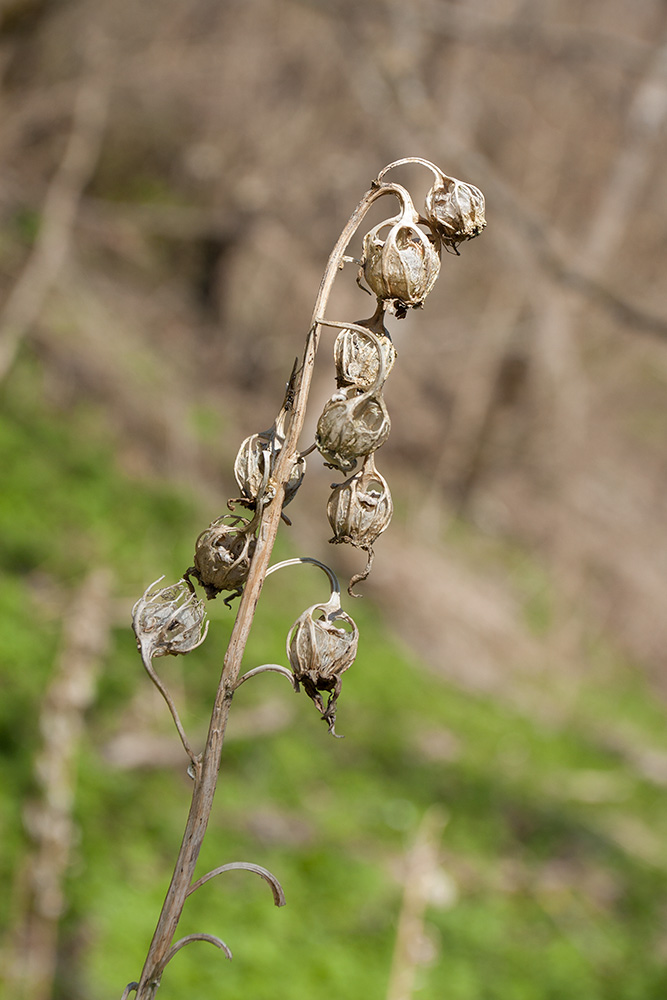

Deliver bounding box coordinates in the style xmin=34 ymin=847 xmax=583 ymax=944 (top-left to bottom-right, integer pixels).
xmin=132 ymin=179 xmax=399 ymax=999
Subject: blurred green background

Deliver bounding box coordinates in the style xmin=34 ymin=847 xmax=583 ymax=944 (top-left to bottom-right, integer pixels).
xmin=2 ymin=2 xmax=667 ymax=998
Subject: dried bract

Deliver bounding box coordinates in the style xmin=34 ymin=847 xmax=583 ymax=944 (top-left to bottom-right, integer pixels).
xmin=425 ymin=173 xmax=486 ymax=250
xmin=316 ymin=388 xmax=390 ymax=473
xmin=188 ymin=514 xmax=257 ymax=603
xmin=132 ymin=578 xmax=208 ymax=659
xmin=287 ymin=598 xmax=358 ymax=734
xmin=361 ymin=194 xmax=440 ymax=313
xmin=334 ymin=318 xmax=396 ymax=391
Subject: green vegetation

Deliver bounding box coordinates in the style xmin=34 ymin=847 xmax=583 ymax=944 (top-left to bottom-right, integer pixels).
xmin=2 ymin=351 xmax=667 ymax=1000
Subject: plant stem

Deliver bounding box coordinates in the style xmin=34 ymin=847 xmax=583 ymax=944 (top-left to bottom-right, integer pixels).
xmin=131 ymin=177 xmax=400 ymax=999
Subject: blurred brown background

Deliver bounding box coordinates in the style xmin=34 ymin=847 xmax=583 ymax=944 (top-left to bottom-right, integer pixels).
xmin=2 ymin=0 xmax=667 ymax=756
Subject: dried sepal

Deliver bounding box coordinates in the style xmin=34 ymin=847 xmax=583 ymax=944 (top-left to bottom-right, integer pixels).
xmin=316 ymin=387 xmax=390 ymax=473
xmin=425 ymin=173 xmax=486 ymax=251
xmin=132 ymin=577 xmax=208 ymax=659
xmin=287 ymin=593 xmax=358 ymax=736
xmin=361 ymin=189 xmax=440 ymax=315
xmin=333 ymin=310 xmax=396 ymax=391
xmin=187 ymin=514 xmax=257 ymax=603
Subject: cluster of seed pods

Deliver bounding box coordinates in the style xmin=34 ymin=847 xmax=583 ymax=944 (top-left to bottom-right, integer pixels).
xmin=132 ymin=158 xmax=485 ymax=735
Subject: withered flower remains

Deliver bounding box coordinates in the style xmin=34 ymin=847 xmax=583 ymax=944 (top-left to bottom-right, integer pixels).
xmin=327 ymin=454 xmax=393 ymax=593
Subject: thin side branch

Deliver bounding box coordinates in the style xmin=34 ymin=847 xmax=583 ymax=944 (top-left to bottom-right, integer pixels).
xmin=186 ymin=862 xmax=286 ymax=907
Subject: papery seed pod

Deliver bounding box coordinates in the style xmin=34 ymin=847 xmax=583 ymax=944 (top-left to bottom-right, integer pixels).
xmin=327 ymin=454 xmax=393 ymax=595
xmin=287 ymin=600 xmax=358 ymax=734
xmin=327 ymin=455 xmax=393 ymax=548
xmin=316 ymin=387 xmax=391 ymax=473
xmin=425 ymin=173 xmax=486 ymax=250
xmin=361 ymin=194 xmax=440 ymax=312
xmin=132 ymin=578 xmax=209 ymax=658
xmin=334 ymin=318 xmax=396 ymax=391
xmin=188 ymin=514 xmax=256 ymax=603
xmin=234 ymin=432 xmax=273 ymax=504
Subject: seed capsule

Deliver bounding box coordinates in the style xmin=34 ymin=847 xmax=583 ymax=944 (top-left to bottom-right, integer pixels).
xmin=361 ymin=195 xmax=440 ymax=312
xmin=132 ymin=578 xmax=208 ymax=658
xmin=287 ymin=599 xmax=358 ymax=734
xmin=327 ymin=454 xmax=393 ymax=594
xmin=316 ymin=388 xmax=390 ymax=473
xmin=327 ymin=454 xmax=393 ymax=548
xmin=333 ymin=317 xmax=396 ymax=391
xmin=425 ymin=174 xmax=486 ymax=250
xmin=188 ymin=514 xmax=256 ymax=603
xmin=234 ymin=432 xmax=306 ymax=509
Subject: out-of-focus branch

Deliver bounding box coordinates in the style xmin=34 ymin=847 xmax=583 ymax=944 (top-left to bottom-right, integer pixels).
xmin=386 ymin=808 xmax=448 ymax=1000
xmin=0 ymin=34 xmax=110 ymax=383
xmin=6 ymin=568 xmax=112 ymax=1000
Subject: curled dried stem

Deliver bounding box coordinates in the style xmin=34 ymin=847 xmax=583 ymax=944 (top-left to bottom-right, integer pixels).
xmin=186 ymin=861 xmax=286 ymax=907
xmin=235 ymin=663 xmax=299 ymax=690
xmin=138 ymin=649 xmax=200 ymax=766
xmin=159 ymin=934 xmax=232 ymax=973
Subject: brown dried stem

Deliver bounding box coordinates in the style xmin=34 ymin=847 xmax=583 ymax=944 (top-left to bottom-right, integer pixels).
xmin=131 ymin=173 xmax=404 ymax=1000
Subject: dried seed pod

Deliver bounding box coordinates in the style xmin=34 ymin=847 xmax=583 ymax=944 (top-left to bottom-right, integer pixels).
xmin=425 ymin=173 xmax=486 ymax=250
xmin=132 ymin=578 xmax=208 ymax=658
xmin=361 ymin=193 xmax=440 ymax=313
xmin=316 ymin=387 xmax=390 ymax=473
xmin=327 ymin=454 xmax=393 ymax=594
xmin=287 ymin=598 xmax=358 ymax=734
xmin=327 ymin=454 xmax=393 ymax=548
xmin=234 ymin=432 xmax=272 ymax=504
xmin=334 ymin=317 xmax=396 ymax=391
xmin=188 ymin=514 xmax=256 ymax=603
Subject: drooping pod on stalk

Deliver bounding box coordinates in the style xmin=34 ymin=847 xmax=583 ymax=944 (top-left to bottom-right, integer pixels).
xmin=265 ymin=557 xmax=359 ymax=736
xmin=360 ymin=184 xmax=440 ymax=316
xmin=327 ymin=453 xmax=393 ymax=595
xmin=333 ymin=304 xmax=396 ymax=391
xmin=186 ymin=513 xmax=257 ymax=604
xmin=375 ymin=156 xmax=486 ymax=253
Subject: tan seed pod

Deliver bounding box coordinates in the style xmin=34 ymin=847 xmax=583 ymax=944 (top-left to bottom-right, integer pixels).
xmin=132 ymin=578 xmax=209 ymax=658
xmin=287 ymin=600 xmax=358 ymax=734
xmin=425 ymin=174 xmax=486 ymax=250
xmin=327 ymin=455 xmax=393 ymax=549
xmin=234 ymin=432 xmax=272 ymax=503
xmin=334 ymin=319 xmax=396 ymax=391
xmin=316 ymin=388 xmax=390 ymax=473
xmin=327 ymin=454 xmax=393 ymax=595
xmin=361 ymin=193 xmax=440 ymax=312
xmin=189 ymin=514 xmax=256 ymax=603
